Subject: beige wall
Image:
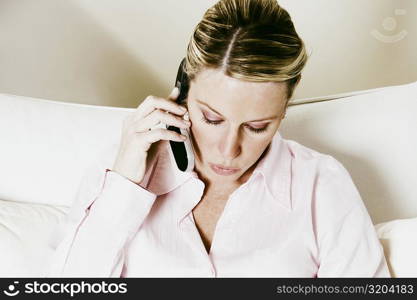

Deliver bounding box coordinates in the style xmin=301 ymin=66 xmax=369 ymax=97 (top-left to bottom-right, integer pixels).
xmin=0 ymin=0 xmax=415 ymax=107
xmin=281 ymin=0 xmax=417 ymax=99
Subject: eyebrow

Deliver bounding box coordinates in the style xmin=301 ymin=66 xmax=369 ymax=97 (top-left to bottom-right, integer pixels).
xmin=196 ymin=99 xmax=279 ymax=123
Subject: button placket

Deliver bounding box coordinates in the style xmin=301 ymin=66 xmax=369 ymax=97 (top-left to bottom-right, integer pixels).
xmin=177 ymin=178 xmax=216 ymax=276
xmin=180 ymin=213 xmax=217 ymax=276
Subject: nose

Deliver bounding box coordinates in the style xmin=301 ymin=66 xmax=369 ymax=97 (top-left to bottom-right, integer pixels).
xmin=218 ymin=126 xmax=241 ymax=160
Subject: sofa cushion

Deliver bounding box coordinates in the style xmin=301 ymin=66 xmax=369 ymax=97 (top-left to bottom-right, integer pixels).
xmin=375 ymin=217 xmax=417 ymax=277
xmin=0 ymin=93 xmax=133 ymax=207
xmin=0 ymin=199 xmax=69 ymax=277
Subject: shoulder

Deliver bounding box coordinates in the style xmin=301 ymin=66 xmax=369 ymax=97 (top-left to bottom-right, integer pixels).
xmin=283 ymin=137 xmax=362 ymax=213
xmin=283 ymin=137 xmax=346 ymax=175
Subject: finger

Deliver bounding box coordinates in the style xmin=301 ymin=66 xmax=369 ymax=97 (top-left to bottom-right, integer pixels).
xmin=136 ymin=94 xmax=187 ymax=120
xmin=153 ymin=109 xmax=191 ymax=128
xmin=139 ymin=128 xmax=186 ymax=145
xmin=168 ymin=87 xmax=188 ymax=113
xmin=133 ymin=109 xmax=191 ymax=133
xmin=167 ymin=87 xmax=180 ymax=101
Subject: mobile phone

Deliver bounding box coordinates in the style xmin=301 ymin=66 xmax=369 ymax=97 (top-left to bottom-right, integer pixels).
xmin=167 ymin=58 xmax=195 ymax=172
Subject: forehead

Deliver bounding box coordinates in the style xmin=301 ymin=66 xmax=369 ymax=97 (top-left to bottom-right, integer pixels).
xmin=188 ymin=68 xmax=287 ymax=120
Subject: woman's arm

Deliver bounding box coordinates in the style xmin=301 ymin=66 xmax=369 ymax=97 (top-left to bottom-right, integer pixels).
xmin=45 ymin=87 xmax=187 ymax=277
xmin=316 ymin=202 xmax=390 ymax=277
xmin=313 ymin=156 xmax=391 ymax=277
xmin=44 ymin=167 xmax=157 ymax=277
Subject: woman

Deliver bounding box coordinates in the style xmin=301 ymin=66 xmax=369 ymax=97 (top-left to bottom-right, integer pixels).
xmin=46 ymin=0 xmax=390 ymax=277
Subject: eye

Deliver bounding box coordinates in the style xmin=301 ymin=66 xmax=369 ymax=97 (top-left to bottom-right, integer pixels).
xmin=201 ymin=116 xmax=222 ymax=125
xmin=246 ymin=125 xmax=268 ymax=134
xmin=202 ymin=116 xmax=268 ymax=134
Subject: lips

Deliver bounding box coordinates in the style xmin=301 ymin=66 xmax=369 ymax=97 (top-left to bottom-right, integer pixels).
xmin=209 ymin=163 xmax=241 ymax=176
xmin=214 ymin=164 xmax=239 ymax=171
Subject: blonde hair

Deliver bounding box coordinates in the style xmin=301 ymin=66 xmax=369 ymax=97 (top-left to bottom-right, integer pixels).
xmin=185 ymin=0 xmax=308 ymax=104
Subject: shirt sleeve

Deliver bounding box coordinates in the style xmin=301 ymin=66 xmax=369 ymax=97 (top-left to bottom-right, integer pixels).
xmin=44 ymin=167 xmax=157 ymax=278
xmin=314 ymin=156 xmax=391 ymax=278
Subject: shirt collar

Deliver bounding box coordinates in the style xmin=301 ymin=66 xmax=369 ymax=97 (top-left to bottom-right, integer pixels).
xmin=250 ymin=131 xmax=293 ymax=211
xmin=142 ymin=132 xmax=293 ymax=212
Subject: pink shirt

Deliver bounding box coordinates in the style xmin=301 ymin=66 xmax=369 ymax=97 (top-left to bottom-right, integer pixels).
xmin=45 ymin=132 xmax=390 ymax=277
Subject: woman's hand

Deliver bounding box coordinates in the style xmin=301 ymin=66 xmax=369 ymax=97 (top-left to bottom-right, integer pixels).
xmin=112 ymin=87 xmax=191 ymax=184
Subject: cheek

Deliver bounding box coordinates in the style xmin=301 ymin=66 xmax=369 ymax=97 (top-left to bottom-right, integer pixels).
xmin=242 ymin=136 xmax=272 ymax=159
xmin=243 ymin=139 xmax=265 ymax=153
xmin=191 ymin=123 xmax=216 ymax=146
xmin=188 ymin=115 xmax=216 ymax=148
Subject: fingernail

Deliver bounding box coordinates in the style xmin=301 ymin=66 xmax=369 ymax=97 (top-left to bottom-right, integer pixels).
xmin=172 ymin=87 xmax=179 ymax=96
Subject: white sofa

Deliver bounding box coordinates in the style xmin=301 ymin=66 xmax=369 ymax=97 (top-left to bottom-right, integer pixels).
xmin=1 ymin=81 xmax=416 ymax=277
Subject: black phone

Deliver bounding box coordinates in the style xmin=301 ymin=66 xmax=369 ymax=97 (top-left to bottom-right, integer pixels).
xmin=167 ymin=58 xmax=195 ymax=172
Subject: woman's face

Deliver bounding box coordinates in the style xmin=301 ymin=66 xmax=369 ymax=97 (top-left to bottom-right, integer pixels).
xmin=186 ymin=68 xmax=288 ymax=188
